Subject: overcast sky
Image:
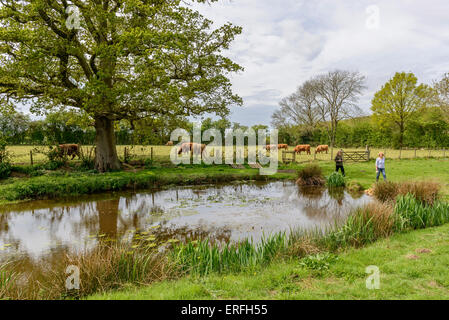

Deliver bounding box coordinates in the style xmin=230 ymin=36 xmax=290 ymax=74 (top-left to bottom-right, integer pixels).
xmin=194 ymin=0 xmax=449 ymax=127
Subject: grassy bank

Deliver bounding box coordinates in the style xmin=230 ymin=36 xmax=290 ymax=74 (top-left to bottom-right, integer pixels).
xmin=0 ymin=165 xmax=292 ymax=205
xmin=89 ymin=224 xmax=449 ymax=300
xmin=1 ymin=158 xmax=449 ymax=205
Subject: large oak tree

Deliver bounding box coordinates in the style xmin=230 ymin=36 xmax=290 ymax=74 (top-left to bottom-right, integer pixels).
xmin=0 ymin=0 xmax=242 ymax=171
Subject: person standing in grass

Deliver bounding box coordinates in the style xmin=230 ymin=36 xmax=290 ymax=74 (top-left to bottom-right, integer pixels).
xmin=376 ymin=152 xmax=387 ymax=182
xmin=335 ymin=150 xmax=345 ymax=177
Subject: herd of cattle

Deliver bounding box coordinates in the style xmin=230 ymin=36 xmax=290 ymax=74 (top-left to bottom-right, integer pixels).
xmin=266 ymin=144 xmax=329 ymax=155
xmin=55 ymin=143 xmax=329 ymax=159
xmin=171 ymin=142 xmax=329 ymax=155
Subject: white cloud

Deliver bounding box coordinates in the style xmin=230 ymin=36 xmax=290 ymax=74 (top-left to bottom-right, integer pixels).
xmin=194 ymin=0 xmax=449 ymax=126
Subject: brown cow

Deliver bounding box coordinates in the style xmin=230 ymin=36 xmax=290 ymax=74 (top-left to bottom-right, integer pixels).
xmin=265 ymin=144 xmax=288 ymax=151
xmin=294 ymin=145 xmax=311 ymax=155
xmin=178 ymin=143 xmax=206 ymax=155
xmin=58 ymin=144 xmax=80 ymax=160
xmin=315 ymin=145 xmax=329 ymax=154
xmin=278 ymin=144 xmax=289 ymax=150
xmin=166 ymin=141 xmax=174 ymax=146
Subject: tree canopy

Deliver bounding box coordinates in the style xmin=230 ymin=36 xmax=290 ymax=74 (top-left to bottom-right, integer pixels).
xmin=371 ymin=72 xmax=433 ymax=147
xmin=0 ymin=0 xmax=243 ymax=171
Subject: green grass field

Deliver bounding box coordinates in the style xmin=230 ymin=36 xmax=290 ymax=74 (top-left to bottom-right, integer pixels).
xmin=6 ymin=145 xmax=449 ymax=165
xmin=88 ymin=224 xmax=449 ymax=300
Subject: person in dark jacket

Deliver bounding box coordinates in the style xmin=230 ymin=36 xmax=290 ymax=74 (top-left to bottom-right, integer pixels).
xmin=335 ymin=150 xmax=345 ymax=176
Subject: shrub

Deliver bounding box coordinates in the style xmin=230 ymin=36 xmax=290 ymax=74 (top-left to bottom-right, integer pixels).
xmin=296 ymin=165 xmax=325 ymax=186
xmin=0 ymin=139 xmax=11 ymax=179
xmin=78 ymin=146 xmax=96 ymax=171
xmin=327 ymin=172 xmax=345 ymax=187
xmin=0 ymin=162 xmax=12 ymax=179
xmin=373 ymin=181 xmax=398 ymax=202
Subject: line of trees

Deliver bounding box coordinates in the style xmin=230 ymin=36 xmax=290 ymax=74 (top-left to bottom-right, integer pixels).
xmin=0 ymin=105 xmax=270 ymax=147
xmin=272 ymin=72 xmax=449 ymax=149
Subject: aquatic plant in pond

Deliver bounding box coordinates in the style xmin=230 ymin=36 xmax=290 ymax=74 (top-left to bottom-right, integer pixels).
xmin=327 ymin=172 xmax=346 ymax=188
xmin=296 ymin=165 xmax=325 ymax=186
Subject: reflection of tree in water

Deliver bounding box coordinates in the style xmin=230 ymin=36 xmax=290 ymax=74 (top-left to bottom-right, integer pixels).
xmin=295 ymin=186 xmax=351 ymax=223
xmin=97 ymin=199 xmax=119 ymax=238
xmin=0 ymin=212 xmax=10 ymax=234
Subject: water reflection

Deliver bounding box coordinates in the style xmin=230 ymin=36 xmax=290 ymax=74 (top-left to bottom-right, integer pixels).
xmin=0 ymin=181 xmax=371 ymax=267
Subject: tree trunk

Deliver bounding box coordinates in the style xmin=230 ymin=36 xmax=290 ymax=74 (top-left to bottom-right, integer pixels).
xmin=399 ymin=122 xmax=404 ymax=149
xmin=94 ymin=116 xmax=121 ymax=172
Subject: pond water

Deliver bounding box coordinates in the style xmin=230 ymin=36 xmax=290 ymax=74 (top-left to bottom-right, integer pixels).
xmin=0 ymin=181 xmax=371 ymax=267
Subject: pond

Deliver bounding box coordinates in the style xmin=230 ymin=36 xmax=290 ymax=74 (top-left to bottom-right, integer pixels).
xmin=0 ymin=181 xmax=371 ymax=269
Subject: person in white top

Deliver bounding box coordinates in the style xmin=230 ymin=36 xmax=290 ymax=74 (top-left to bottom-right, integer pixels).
xmin=376 ymin=152 xmax=387 ymax=182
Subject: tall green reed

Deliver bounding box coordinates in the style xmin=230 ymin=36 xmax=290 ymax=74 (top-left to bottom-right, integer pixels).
xmin=173 ymin=233 xmax=287 ymax=275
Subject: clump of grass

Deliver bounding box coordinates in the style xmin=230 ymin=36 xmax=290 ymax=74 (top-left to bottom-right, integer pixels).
xmin=397 ymin=181 xmax=440 ymax=206
xmin=327 ymin=172 xmax=345 ymax=188
xmin=0 ymin=244 xmax=176 ymax=300
xmin=0 ymin=262 xmax=18 ymax=299
xmin=373 ymin=181 xmax=441 ymax=205
xmin=296 ymin=165 xmax=325 ymax=186
xmin=299 ymin=253 xmax=338 ymax=272
xmin=318 ymin=201 xmax=395 ymax=250
xmin=173 ymin=233 xmax=288 ymax=275
xmin=394 ymin=194 xmax=449 ymax=231
xmin=373 ymin=181 xmax=398 ymax=202
xmin=347 ymin=181 xmax=364 ymax=193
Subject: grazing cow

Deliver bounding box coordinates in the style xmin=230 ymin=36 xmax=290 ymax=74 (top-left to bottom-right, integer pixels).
xmin=178 ymin=143 xmax=206 ymax=155
xmin=265 ymin=144 xmax=288 ymax=151
xmin=278 ymin=144 xmax=289 ymax=150
xmin=315 ymin=145 xmax=329 ymax=154
xmin=166 ymin=141 xmax=174 ymax=146
xmin=58 ymin=144 xmax=80 ymax=160
xmin=294 ymin=145 xmax=311 ymax=155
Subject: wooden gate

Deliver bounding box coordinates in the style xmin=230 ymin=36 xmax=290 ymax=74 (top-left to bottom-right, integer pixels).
xmin=342 ymin=150 xmax=370 ymax=162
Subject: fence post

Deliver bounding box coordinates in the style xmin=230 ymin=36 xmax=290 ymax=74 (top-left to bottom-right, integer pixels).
xmin=414 ymin=148 xmax=417 ymax=158
xmin=399 ymin=148 xmax=402 ymax=160
xmin=366 ymin=145 xmax=370 ymax=161
xmin=124 ymin=147 xmax=128 ymax=163
xmin=151 ymin=147 xmax=154 ymax=162
xmin=30 ymin=150 xmax=33 ymax=165
xmin=444 ymin=148 xmax=446 ymax=158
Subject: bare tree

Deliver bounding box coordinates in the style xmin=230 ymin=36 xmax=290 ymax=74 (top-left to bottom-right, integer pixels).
xmin=434 ymin=73 xmax=449 ymax=121
xmin=313 ymin=70 xmax=366 ymax=157
xmin=271 ymin=80 xmax=320 ymax=130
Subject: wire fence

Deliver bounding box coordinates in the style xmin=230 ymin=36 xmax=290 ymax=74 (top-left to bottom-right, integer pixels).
xmin=6 ymin=145 xmax=449 ymax=165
